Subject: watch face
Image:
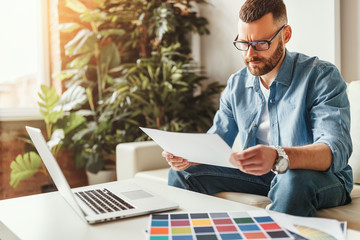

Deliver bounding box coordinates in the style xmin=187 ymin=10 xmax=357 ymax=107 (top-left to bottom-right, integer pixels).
xmin=277 ymin=157 xmax=289 ymax=172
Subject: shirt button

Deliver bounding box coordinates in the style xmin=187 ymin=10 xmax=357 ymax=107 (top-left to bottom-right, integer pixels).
xmin=253 ymin=124 xmax=257 ymax=128
xmin=261 ymin=100 xmax=264 ymax=104
xmin=269 ymin=99 xmax=274 ymax=103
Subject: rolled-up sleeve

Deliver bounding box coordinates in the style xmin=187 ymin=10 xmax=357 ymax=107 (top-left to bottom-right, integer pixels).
xmin=309 ymin=65 xmax=352 ymax=173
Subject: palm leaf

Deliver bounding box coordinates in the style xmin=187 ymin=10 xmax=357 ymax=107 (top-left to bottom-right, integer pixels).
xmin=10 ymin=152 xmax=42 ymax=188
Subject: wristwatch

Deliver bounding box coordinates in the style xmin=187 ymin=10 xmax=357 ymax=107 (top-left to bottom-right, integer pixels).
xmin=272 ymin=146 xmax=289 ymax=174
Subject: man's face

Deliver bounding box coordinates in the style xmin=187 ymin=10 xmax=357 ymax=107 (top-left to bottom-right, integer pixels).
xmin=237 ymin=13 xmax=286 ymax=77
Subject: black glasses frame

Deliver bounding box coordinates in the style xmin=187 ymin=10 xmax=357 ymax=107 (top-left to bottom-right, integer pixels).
xmin=233 ymin=24 xmax=287 ymax=51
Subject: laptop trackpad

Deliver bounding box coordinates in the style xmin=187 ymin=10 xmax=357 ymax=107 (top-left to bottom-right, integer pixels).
xmin=121 ymin=190 xmax=153 ymax=200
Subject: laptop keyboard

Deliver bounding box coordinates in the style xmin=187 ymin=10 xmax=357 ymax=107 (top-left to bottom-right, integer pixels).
xmin=75 ymin=188 xmax=135 ymax=214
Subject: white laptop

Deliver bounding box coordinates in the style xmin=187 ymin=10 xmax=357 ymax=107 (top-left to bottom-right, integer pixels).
xmin=26 ymin=126 xmax=178 ymax=224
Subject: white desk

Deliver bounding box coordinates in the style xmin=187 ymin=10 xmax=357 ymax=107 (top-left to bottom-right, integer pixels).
xmin=0 ymin=178 xmax=359 ymax=240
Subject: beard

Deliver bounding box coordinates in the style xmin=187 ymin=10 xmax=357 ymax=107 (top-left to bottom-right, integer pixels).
xmin=244 ymin=38 xmax=284 ymax=76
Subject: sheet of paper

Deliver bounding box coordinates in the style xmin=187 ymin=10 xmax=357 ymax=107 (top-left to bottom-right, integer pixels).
xmin=273 ymin=214 xmax=345 ymax=240
xmin=0 ymin=221 xmax=21 ymax=240
xmin=140 ymin=127 xmax=235 ymax=169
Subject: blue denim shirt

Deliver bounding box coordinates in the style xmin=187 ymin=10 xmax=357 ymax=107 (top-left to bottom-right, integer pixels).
xmin=208 ymin=50 xmax=353 ymax=194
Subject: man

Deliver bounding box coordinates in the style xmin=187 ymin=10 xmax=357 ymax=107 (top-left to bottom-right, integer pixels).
xmin=162 ymin=0 xmax=353 ymax=216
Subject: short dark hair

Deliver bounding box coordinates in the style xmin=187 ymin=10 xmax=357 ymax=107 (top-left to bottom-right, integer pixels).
xmin=239 ymin=0 xmax=287 ymax=25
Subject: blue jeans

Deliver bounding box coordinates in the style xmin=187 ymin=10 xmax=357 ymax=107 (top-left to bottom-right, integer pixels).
xmin=168 ymin=165 xmax=351 ymax=216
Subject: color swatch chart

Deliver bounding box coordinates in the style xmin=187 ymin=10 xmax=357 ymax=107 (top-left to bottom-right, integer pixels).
xmin=148 ymin=210 xmax=293 ymax=240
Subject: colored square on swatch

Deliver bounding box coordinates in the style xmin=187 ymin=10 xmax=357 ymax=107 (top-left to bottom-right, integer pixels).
xmin=238 ymin=224 xmax=260 ymax=232
xmin=243 ymin=231 xmax=267 ymax=239
xmin=267 ymin=230 xmax=290 ymax=238
xmin=254 ymin=216 xmax=274 ymax=223
xmin=171 ymin=214 xmax=189 ymax=220
xmin=150 ymin=236 xmax=169 ymax=240
xmin=233 ymin=218 xmax=254 ymax=224
xmin=150 ymin=227 xmax=169 ymax=235
xmin=213 ymin=218 xmax=233 ymax=225
xmin=195 ymin=234 xmax=217 ymax=240
xmin=193 ymin=226 xmax=215 ymax=234
xmin=171 ymin=227 xmax=192 ymax=235
xmin=259 ymin=222 xmax=281 ymax=230
xmin=172 ymin=235 xmax=194 ymax=240
xmin=210 ymin=212 xmax=229 ymax=219
xmin=220 ymin=233 xmax=243 ymax=240
xmin=190 ymin=213 xmax=209 ymax=219
xmin=171 ymin=220 xmax=191 ymax=227
xmin=191 ymin=219 xmax=212 ymax=226
xmin=152 ymin=221 xmax=169 ymax=227
xmin=152 ymin=214 xmax=169 ymax=220
xmin=216 ymin=225 xmax=238 ymax=232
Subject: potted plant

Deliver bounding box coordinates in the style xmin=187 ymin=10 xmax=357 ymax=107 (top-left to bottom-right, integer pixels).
xmin=56 ymin=0 xmax=223 ymax=167
xmin=10 ymin=0 xmax=224 ymax=188
xmin=10 ymin=85 xmax=87 ymax=189
xmin=93 ymin=0 xmax=224 ymax=138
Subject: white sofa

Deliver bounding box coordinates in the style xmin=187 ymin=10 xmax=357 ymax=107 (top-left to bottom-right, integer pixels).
xmin=116 ymin=80 xmax=360 ymax=230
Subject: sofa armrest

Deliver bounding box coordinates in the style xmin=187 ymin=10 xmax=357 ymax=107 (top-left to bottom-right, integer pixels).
xmin=116 ymin=141 xmax=168 ymax=180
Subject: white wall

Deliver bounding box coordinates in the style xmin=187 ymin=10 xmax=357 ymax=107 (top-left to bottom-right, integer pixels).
xmin=341 ymin=0 xmax=360 ymax=82
xmin=197 ymin=0 xmax=359 ymax=84
xmin=197 ymin=0 xmax=243 ymax=85
xmin=284 ymin=0 xmax=340 ymax=70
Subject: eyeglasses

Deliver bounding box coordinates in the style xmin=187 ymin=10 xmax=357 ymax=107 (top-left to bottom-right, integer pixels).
xmin=233 ymin=25 xmax=287 ymax=51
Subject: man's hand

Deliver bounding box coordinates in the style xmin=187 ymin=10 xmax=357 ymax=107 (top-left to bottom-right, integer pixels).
xmin=162 ymin=151 xmax=199 ymax=171
xmin=229 ymin=145 xmax=277 ymax=176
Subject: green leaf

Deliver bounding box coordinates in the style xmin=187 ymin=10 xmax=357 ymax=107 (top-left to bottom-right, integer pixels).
xmin=86 ymin=153 xmax=104 ymax=173
xmin=10 ymin=152 xmax=42 ymax=188
xmin=58 ymin=23 xmax=82 ymax=33
xmin=100 ymin=43 xmax=120 ymax=70
xmin=129 ymin=93 xmax=151 ymax=106
xmin=99 ymin=29 xmax=126 ymax=39
xmin=45 ymin=111 xmax=65 ymax=125
xmin=47 ymin=129 xmax=64 ymax=150
xmin=73 ymin=150 xmax=87 ymax=169
xmin=38 ymin=85 xmax=64 ymax=124
xmin=65 ymin=0 xmax=88 ymax=13
xmin=64 ymin=29 xmax=96 ymax=57
xmin=69 ymin=53 xmax=93 ymax=68
xmin=53 ymin=69 xmax=79 ymax=81
xmin=38 ymin=85 xmax=59 ymax=109
xmin=62 ymin=113 xmax=86 ymax=134
xmin=80 ymin=10 xmax=107 ymax=23
xmin=56 ymin=85 xmax=87 ymax=111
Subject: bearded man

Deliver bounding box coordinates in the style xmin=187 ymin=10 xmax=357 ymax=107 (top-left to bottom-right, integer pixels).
xmin=162 ymin=0 xmax=353 ymax=216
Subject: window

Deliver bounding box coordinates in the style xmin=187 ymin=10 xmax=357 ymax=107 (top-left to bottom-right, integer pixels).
xmin=0 ymin=0 xmax=49 ymax=120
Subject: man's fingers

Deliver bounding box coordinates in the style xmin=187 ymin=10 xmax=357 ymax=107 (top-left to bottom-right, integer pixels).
xmin=171 ymin=161 xmax=191 ymax=171
xmin=162 ymin=151 xmax=173 ymax=159
xmin=162 ymin=151 xmax=198 ymax=171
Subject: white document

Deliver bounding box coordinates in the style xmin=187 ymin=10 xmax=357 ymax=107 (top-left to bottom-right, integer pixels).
xmin=273 ymin=214 xmax=345 ymax=240
xmin=140 ymin=127 xmax=235 ymax=169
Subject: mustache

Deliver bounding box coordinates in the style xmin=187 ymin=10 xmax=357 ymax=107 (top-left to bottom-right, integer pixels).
xmin=245 ymin=57 xmax=263 ymax=63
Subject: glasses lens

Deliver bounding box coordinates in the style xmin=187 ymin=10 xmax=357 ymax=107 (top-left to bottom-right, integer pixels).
xmin=234 ymin=42 xmax=249 ymax=51
xmin=252 ymin=41 xmax=269 ymax=51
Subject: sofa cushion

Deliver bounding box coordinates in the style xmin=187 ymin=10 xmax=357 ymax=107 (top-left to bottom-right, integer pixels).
xmin=348 ymin=80 xmax=360 ymax=184
xmin=214 ymin=192 xmax=272 ymax=208
xmin=134 ymin=168 xmax=169 ymax=184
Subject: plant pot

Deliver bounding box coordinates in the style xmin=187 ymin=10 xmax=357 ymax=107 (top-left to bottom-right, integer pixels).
xmin=41 ymin=184 xmax=57 ymax=193
xmin=86 ymin=165 xmax=116 ymax=185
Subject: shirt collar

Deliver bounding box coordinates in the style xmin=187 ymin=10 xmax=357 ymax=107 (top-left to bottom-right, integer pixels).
xmin=244 ymin=49 xmax=294 ymax=88
xmin=273 ymin=49 xmax=293 ymax=87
